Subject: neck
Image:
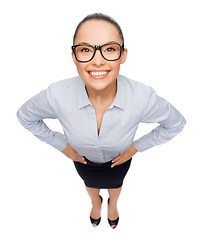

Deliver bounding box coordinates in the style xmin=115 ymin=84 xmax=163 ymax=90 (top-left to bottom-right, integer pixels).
xmin=85 ymin=80 xmax=117 ymax=105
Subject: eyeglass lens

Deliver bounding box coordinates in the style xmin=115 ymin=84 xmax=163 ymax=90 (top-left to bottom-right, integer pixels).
xmin=74 ymin=43 xmax=122 ymax=62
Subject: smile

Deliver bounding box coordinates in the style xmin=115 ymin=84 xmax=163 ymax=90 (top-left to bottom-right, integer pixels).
xmin=88 ymin=70 xmax=110 ymax=79
xmin=89 ymin=71 xmax=109 ymax=76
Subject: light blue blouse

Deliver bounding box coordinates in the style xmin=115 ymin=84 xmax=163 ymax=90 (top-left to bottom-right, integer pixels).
xmin=17 ymin=74 xmax=186 ymax=163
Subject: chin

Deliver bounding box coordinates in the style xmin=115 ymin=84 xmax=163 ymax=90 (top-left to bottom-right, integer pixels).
xmin=80 ymin=71 xmax=117 ymax=89
xmin=88 ymin=82 xmax=110 ymax=91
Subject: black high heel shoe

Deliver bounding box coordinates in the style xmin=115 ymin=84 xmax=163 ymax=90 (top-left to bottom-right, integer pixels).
xmin=90 ymin=195 xmax=103 ymax=227
xmin=108 ymin=198 xmax=119 ymax=229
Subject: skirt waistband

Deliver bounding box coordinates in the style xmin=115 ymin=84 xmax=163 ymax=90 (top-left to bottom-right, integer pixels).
xmin=83 ymin=156 xmax=132 ymax=167
xmin=83 ymin=156 xmax=112 ymax=167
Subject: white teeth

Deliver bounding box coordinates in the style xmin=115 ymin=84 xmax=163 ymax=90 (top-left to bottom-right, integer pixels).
xmin=89 ymin=71 xmax=108 ymax=76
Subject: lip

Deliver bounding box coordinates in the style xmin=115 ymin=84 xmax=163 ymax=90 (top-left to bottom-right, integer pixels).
xmin=88 ymin=70 xmax=110 ymax=80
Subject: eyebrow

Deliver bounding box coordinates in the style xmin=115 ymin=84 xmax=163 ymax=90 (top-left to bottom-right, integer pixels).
xmin=77 ymin=41 xmax=119 ymax=45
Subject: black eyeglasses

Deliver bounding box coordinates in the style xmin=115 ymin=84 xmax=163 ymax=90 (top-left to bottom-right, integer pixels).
xmin=71 ymin=42 xmax=124 ymax=63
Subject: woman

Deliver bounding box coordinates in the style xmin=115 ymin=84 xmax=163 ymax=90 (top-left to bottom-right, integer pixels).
xmin=17 ymin=13 xmax=186 ymax=229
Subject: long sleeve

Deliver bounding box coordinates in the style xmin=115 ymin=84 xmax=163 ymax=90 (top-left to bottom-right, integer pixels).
xmin=16 ymin=86 xmax=67 ymax=151
xmin=133 ymin=88 xmax=186 ymax=152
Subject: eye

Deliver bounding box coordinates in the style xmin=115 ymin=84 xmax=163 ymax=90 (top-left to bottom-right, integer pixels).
xmin=81 ymin=48 xmax=91 ymax=53
xmin=106 ymin=47 xmax=116 ymax=52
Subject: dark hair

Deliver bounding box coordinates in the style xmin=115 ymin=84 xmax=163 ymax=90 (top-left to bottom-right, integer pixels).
xmin=73 ymin=13 xmax=124 ymax=45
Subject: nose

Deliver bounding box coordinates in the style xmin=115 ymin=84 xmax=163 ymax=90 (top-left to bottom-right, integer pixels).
xmin=91 ymin=49 xmax=105 ymax=66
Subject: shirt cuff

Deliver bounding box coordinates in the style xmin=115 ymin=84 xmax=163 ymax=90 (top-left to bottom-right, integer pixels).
xmin=133 ymin=140 xmax=149 ymax=152
xmin=49 ymin=132 xmax=67 ymax=151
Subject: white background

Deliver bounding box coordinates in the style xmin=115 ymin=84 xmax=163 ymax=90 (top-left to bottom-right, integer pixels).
xmin=0 ymin=0 xmax=204 ymax=239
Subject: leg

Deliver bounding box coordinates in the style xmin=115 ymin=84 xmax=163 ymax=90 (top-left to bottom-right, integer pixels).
xmin=108 ymin=186 xmax=122 ymax=228
xmin=85 ymin=186 xmax=102 ymax=227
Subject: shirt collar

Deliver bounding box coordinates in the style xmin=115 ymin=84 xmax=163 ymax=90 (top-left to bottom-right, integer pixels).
xmin=77 ymin=75 xmax=125 ymax=110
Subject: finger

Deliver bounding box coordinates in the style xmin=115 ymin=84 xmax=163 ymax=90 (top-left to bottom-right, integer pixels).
xmin=76 ymin=156 xmax=87 ymax=164
xmin=111 ymin=159 xmax=124 ymax=168
xmin=112 ymin=154 xmax=122 ymax=163
xmin=73 ymin=151 xmax=87 ymax=164
xmin=81 ymin=158 xmax=87 ymax=164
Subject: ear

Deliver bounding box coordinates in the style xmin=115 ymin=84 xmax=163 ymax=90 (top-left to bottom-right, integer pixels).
xmin=120 ymin=48 xmax=128 ymax=64
xmin=72 ymin=52 xmax=77 ymax=65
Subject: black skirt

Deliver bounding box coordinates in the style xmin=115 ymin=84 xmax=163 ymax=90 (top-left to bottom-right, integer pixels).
xmin=74 ymin=156 xmax=132 ymax=189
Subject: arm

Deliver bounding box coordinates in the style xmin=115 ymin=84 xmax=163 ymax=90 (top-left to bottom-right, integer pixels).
xmin=111 ymin=87 xmax=186 ymax=168
xmin=133 ymin=88 xmax=186 ymax=152
xmin=16 ymin=86 xmax=67 ymax=151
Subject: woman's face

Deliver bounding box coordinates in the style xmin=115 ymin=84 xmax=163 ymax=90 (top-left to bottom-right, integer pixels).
xmin=72 ymin=20 xmax=127 ymax=92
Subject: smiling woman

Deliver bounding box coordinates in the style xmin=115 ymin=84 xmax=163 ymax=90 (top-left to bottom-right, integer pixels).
xmin=71 ymin=18 xmax=127 ymax=95
xmin=16 ymin=13 xmax=186 ymax=229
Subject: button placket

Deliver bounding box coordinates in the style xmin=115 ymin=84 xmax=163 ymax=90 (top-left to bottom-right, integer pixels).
xmin=99 ymin=108 xmax=110 ymax=138
xmin=98 ymin=109 xmax=112 ymax=161
xmin=87 ymin=105 xmax=103 ymax=159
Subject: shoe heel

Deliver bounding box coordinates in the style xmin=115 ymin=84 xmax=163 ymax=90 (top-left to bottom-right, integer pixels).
xmin=107 ymin=198 xmax=119 ymax=229
xmin=90 ymin=195 xmax=103 ymax=227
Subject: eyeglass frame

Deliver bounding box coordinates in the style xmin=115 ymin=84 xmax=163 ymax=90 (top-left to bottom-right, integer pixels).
xmin=71 ymin=42 xmax=125 ymax=63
